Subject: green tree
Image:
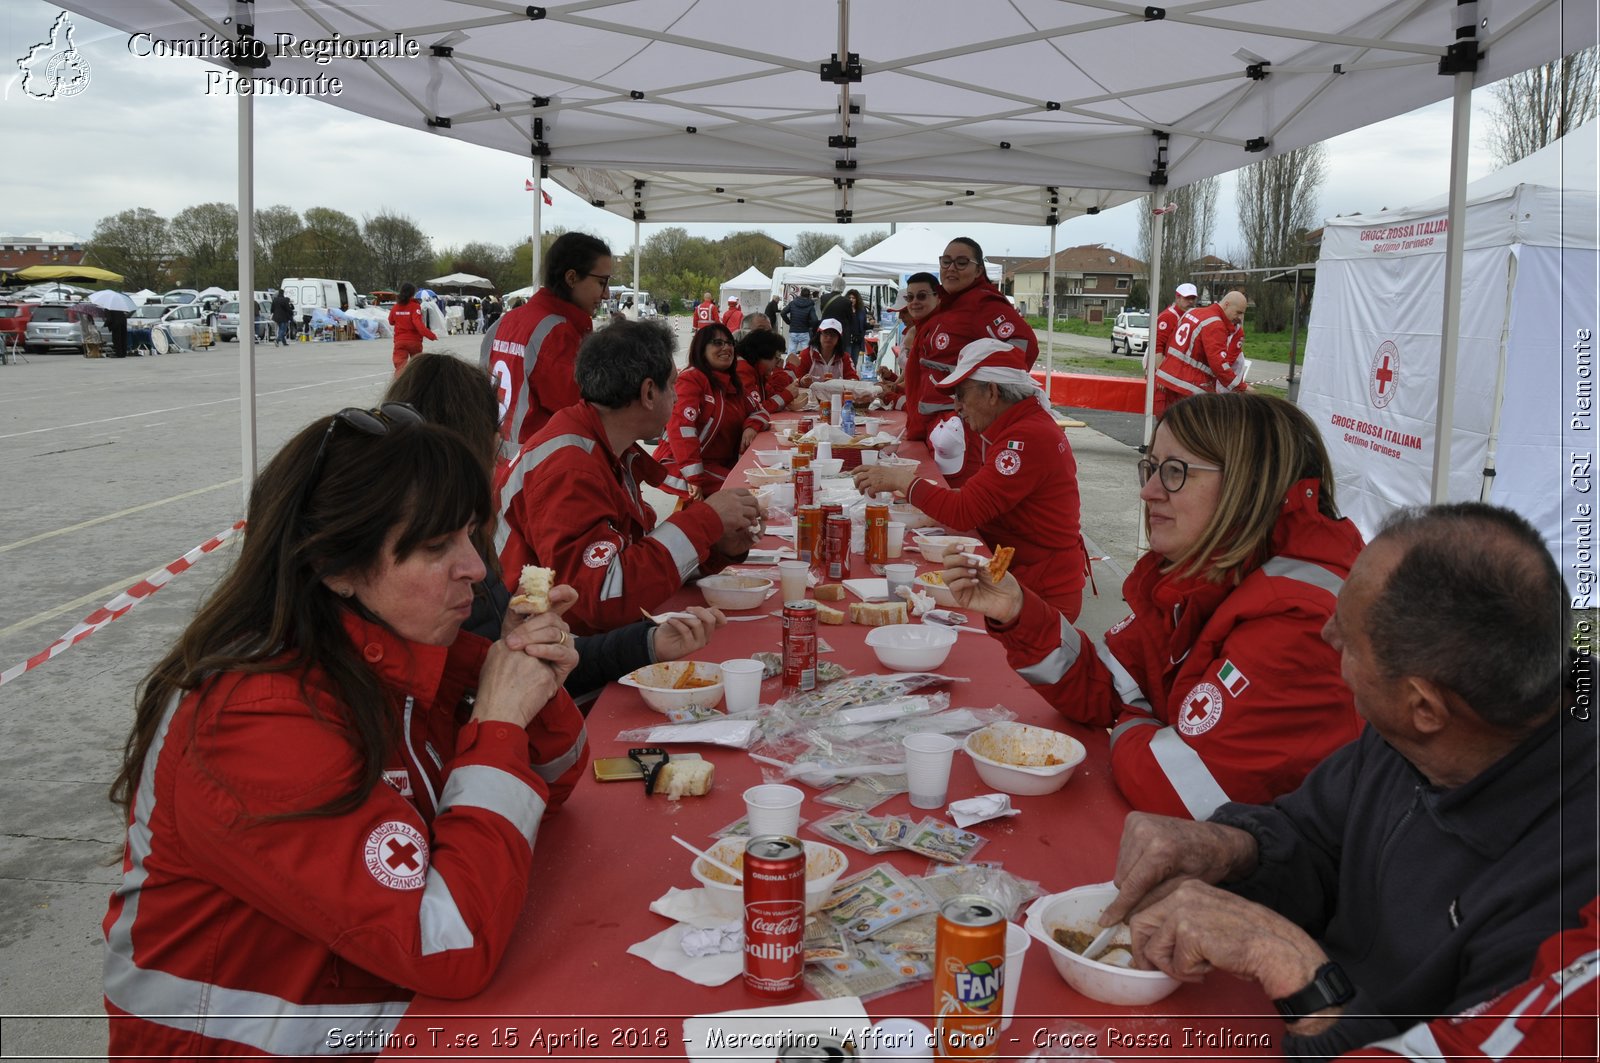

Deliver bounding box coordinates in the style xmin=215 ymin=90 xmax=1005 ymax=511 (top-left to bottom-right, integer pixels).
xmin=1237 ymin=144 xmax=1325 ymax=331
xmin=1485 ymin=47 xmax=1597 ymax=166
xmin=86 ymin=207 xmax=170 ymax=290
xmin=252 ymin=205 xmax=303 ymax=288
xmin=718 ymin=231 xmax=785 ymax=278
xmin=364 ymin=211 xmax=434 ymax=292
xmin=299 ymin=207 xmax=368 ymax=286
xmin=169 ymin=202 xmax=238 ymax=288
xmin=847 ymin=230 xmax=887 ymax=255
xmin=787 ymin=230 xmax=841 ymax=266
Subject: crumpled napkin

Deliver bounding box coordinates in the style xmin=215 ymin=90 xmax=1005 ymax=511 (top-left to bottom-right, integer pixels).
xmin=627 ymin=887 xmax=747 ymax=986
xmin=896 ymin=585 xmax=935 ymax=616
xmin=627 ymin=923 xmax=743 ymax=986
xmin=651 ymin=886 xmax=738 ymax=928
xmin=681 ymin=922 xmax=743 ymax=957
xmin=947 ymin=793 xmax=1022 ymax=828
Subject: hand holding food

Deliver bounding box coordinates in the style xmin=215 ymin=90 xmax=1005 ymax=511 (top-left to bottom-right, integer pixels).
xmin=851 ymin=463 xmax=916 ymax=497
xmin=942 ymin=546 xmax=1023 ymax=624
xmin=652 ymin=606 xmax=727 ymax=660
xmin=1100 ymin=812 xmax=1262 ymax=928
xmin=508 ymin=565 xmax=555 ymax=613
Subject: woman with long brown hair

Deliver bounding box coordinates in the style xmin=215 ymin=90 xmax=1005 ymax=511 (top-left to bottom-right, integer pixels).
xmin=653 ymin=321 xmax=763 ymax=498
xmin=103 ymin=406 xmax=587 ymax=1058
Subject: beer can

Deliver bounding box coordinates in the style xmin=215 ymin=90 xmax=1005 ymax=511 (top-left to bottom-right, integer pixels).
xmin=794 ymin=466 xmax=815 ymax=509
xmin=825 ymin=514 xmax=852 ymax=581
xmin=932 ymin=895 xmax=1007 ymax=1059
xmin=865 ymin=502 xmax=889 ymax=574
xmin=781 ymin=600 xmax=818 ymax=692
xmin=743 ymin=835 xmax=806 ymax=997
xmin=796 ymin=505 xmax=824 ymax=564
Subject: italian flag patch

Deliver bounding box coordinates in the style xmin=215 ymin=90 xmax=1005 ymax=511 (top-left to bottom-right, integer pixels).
xmin=1006 ymin=440 xmax=1024 ymax=450
xmin=1218 ymin=660 xmax=1250 ymax=696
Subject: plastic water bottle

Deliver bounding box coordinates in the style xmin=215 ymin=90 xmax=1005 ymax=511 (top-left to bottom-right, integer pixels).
xmin=840 ymin=390 xmax=856 ymax=435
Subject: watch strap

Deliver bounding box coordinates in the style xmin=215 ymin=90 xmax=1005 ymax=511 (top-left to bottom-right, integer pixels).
xmin=1272 ymin=961 xmax=1355 ymax=1021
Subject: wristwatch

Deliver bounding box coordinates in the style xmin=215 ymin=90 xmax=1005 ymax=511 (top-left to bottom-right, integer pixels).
xmin=1272 ymin=962 xmax=1355 ymax=1022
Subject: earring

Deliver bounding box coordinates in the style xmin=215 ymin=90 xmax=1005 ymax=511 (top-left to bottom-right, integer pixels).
xmin=338 ymin=587 xmax=354 ymax=599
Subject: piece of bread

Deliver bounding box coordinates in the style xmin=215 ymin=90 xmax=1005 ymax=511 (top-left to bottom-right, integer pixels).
xmin=987 ymin=546 xmax=1015 ymax=583
xmin=850 ymin=601 xmax=908 ymax=627
xmin=816 ymin=602 xmax=847 ymax=625
xmin=508 ymin=565 xmax=555 ymax=613
xmin=815 ymin=583 xmax=847 ymax=601
xmin=657 ymin=759 xmax=714 ymax=799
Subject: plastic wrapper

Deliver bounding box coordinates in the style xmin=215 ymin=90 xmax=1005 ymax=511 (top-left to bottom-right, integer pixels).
xmin=820 ymin=865 xmax=936 ymax=940
xmin=817 ymin=774 xmax=909 ymax=811
xmin=768 ymin=673 xmax=962 ymax=722
xmin=915 ymin=863 xmax=1044 ymax=921
xmin=615 ymin=717 xmax=760 ymax=748
xmin=750 ymin=703 xmax=1012 ymax=788
xmin=804 ymin=943 xmax=926 ymax=1002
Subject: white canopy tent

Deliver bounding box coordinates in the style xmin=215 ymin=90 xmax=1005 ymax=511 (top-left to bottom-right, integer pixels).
xmin=59 ymin=0 xmax=1590 ymax=502
xmin=1298 ymin=121 xmax=1598 ymax=604
xmin=719 ymin=265 xmax=772 ymax=311
xmin=426 ymin=272 xmax=495 ymax=290
xmin=841 ymin=226 xmax=1004 ymax=284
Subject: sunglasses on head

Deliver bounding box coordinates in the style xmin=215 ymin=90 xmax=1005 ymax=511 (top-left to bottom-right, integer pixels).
xmin=302 ymin=402 xmax=424 ymax=508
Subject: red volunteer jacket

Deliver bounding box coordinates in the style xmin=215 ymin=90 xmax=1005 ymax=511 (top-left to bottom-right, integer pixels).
xmin=493 ymin=401 xmax=737 ymax=636
xmin=723 ymin=306 xmax=744 ymax=332
xmin=789 ymin=346 xmax=858 ymax=382
xmin=737 ymin=359 xmax=796 ymax=429
xmin=487 ymin=288 xmax=594 ymax=460
xmin=1338 ymin=897 xmax=1598 ymax=1062
xmin=991 ymin=479 xmax=1364 ymax=818
xmin=914 ymin=281 xmax=1038 ymax=422
xmin=693 ymin=301 xmax=721 ymax=330
xmin=1152 ymin=302 xmax=1183 ymax=362
xmin=103 ymin=611 xmax=586 ymax=1060
xmin=904 ymin=399 xmax=1087 ymax=617
xmin=387 ymin=299 xmax=436 ymax=351
xmin=652 ymin=365 xmax=760 ymax=496
xmin=1157 ymin=302 xmax=1247 ymax=398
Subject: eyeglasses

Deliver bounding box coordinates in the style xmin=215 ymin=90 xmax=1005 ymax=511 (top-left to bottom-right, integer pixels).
xmin=706 ymin=337 xmax=734 ymax=348
xmin=1138 ymin=456 xmax=1223 ymax=492
xmin=938 ymin=256 xmax=975 ymax=270
xmin=302 ymin=402 xmax=424 ymax=508
xmin=586 ymin=273 xmax=612 ymax=288
xmin=906 ymin=291 xmax=936 ymax=301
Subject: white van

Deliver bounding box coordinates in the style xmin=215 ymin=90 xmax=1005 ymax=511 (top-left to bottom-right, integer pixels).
xmin=279 ymin=278 xmax=360 ymax=320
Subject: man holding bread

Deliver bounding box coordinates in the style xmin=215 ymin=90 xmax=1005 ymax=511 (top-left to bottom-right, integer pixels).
xmin=495 ymin=319 xmax=762 ymax=635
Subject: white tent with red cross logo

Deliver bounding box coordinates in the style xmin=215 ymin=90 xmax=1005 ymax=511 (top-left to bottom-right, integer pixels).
xmin=1298 ymin=121 xmax=1598 ymax=604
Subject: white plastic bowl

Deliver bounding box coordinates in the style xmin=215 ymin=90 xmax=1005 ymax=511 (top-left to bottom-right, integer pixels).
xmin=1024 ymin=884 xmax=1181 ymax=1006
xmin=696 ymin=574 xmax=775 ymax=610
xmin=913 ymin=534 xmax=983 ymax=564
xmin=809 ymin=457 xmax=844 ymax=476
xmin=878 ymin=454 xmax=920 ymax=468
xmin=963 ymin=722 xmax=1086 ymax=796
xmin=619 ymin=661 xmax=725 ymax=714
xmin=864 ymin=623 xmax=957 ymax=671
xmin=692 ymin=838 xmax=849 ymax=915
xmin=913 ymin=572 xmax=958 ymax=608
xmin=745 ymin=467 xmax=791 ymax=487
xmin=753 ymin=448 xmax=792 ymax=468
xmin=889 ymin=503 xmax=938 ymax=530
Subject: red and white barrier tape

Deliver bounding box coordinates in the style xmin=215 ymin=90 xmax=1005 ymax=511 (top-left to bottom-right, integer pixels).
xmin=0 ymin=520 xmax=246 ymax=688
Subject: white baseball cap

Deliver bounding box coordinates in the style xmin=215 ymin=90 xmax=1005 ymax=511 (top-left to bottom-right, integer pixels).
xmin=818 ymin=317 xmax=844 ymax=334
xmin=887 ymin=292 xmax=910 ymax=312
xmin=1175 ymin=283 xmax=1199 ymax=298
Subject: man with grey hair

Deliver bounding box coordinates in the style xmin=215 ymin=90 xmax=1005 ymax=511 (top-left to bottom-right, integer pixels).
xmin=1156 ymin=288 xmax=1249 ymax=411
xmin=494 ymin=319 xmax=761 ymax=635
xmin=1100 ymin=502 xmax=1596 ymax=1061
xmin=851 ymin=338 xmax=1087 ymax=618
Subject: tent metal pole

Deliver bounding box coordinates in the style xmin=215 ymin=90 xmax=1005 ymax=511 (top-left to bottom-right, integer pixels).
xmin=1143 ymin=189 xmax=1166 ymax=446
xmin=531 ymin=162 xmax=543 ymax=289
xmin=1431 ymin=69 xmax=1475 ymax=501
xmin=236 ymin=88 xmax=257 ymax=510
xmin=632 ymin=218 xmax=642 ymax=319
xmin=1046 ymin=221 xmax=1057 ymax=384
xmin=1480 ymin=254 xmax=1518 ymax=501
xmin=1286 ymin=267 xmax=1303 ymax=401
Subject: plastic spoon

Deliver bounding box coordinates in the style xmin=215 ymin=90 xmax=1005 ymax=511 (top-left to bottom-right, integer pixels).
xmin=671 ymin=834 xmax=743 ymax=883
xmin=1082 ymin=924 xmax=1121 ymax=962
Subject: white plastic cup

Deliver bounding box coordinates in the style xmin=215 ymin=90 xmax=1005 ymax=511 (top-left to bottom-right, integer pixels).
xmin=816 ymin=440 xmax=833 ymax=462
xmin=720 ymin=658 xmax=765 ymax=714
xmin=830 ymin=401 xmax=844 ymax=427
xmin=862 ymin=416 xmax=882 ymax=437
xmin=744 ymin=783 xmax=804 ymax=837
xmin=861 ymin=449 xmax=880 ymax=466
xmin=778 ymin=560 xmax=810 ymax=602
xmin=1001 ymin=922 xmax=1032 ymax=1031
xmin=901 ymin=733 xmax=958 ymax=809
xmin=886 ymin=521 xmax=906 ymax=557
xmin=851 ymin=521 xmax=866 ymax=555
xmin=884 ymin=562 xmax=917 ymax=598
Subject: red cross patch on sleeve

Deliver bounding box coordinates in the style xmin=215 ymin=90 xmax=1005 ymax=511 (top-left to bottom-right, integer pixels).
xmin=364 ymin=821 xmax=428 ymax=890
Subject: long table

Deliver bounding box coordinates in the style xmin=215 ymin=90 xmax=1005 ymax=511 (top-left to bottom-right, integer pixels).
xmin=388 ymin=413 xmax=1278 ymax=1059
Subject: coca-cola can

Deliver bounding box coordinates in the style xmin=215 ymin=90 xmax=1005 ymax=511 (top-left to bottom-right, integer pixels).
xmin=782 ymin=600 xmax=818 ymax=692
xmin=825 ymin=514 xmax=852 ymax=581
xmin=794 ymin=466 xmax=815 ymax=509
xmin=743 ymin=835 xmax=805 ymax=997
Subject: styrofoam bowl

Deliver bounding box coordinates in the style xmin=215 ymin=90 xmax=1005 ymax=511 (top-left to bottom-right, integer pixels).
xmin=913 ymin=572 xmax=958 ymax=608
xmin=809 ymin=457 xmax=844 ymax=476
xmin=1024 ymin=884 xmax=1181 ymax=1006
xmin=745 ymin=467 xmax=791 ymax=487
xmin=913 ymin=534 xmax=984 ymax=564
xmin=889 ymin=503 xmax=938 ymax=530
xmin=963 ymin=722 xmax=1086 ymax=796
xmin=696 ymin=574 xmax=775 ymax=611
xmin=618 ymin=661 xmax=725 ymax=714
xmin=692 ymin=838 xmax=850 ymax=916
xmin=754 ymin=448 xmax=792 ymax=468
xmin=864 ymin=623 xmax=957 ymax=671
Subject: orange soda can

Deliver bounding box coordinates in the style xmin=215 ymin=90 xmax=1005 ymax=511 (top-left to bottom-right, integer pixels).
xmin=932 ymin=895 xmax=1006 ymax=1059
xmin=796 ymin=505 xmax=823 ymax=564
xmin=796 ymin=441 xmax=817 ymax=460
xmin=865 ymin=502 xmax=889 ymax=574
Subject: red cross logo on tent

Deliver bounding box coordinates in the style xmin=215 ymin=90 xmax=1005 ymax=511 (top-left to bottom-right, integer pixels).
xmin=364 ymin=821 xmax=428 ymax=890
xmin=1369 ymin=340 xmax=1399 ymax=409
xmin=1178 ymin=681 xmax=1224 ymax=736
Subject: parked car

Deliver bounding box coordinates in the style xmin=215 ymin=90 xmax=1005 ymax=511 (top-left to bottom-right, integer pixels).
xmin=24 ymin=304 xmax=104 ymax=353
xmin=0 ymin=302 xmax=39 ymax=348
xmin=162 ymin=288 xmax=199 ymax=305
xmin=214 ymin=299 xmax=272 ymax=342
xmin=157 ymin=302 xmax=216 ymax=345
xmin=130 ymin=304 xmax=168 ymax=331
xmin=1111 ymin=309 xmax=1150 ymax=355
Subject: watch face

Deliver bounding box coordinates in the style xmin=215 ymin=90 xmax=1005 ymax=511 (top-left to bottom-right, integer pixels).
xmin=1273 ymin=962 xmax=1355 ymax=1020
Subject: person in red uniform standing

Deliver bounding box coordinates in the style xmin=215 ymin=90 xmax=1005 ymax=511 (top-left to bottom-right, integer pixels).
xmin=1156 ymin=290 xmax=1249 ymax=408
xmin=484 ymin=232 xmax=612 ymax=463
xmin=736 ymin=329 xmax=800 ymax=428
xmin=495 ymin=319 xmax=762 ymax=636
xmin=854 ymin=339 xmax=1088 ymax=619
xmin=788 ymin=318 xmax=858 ymax=383
xmin=103 ymin=409 xmax=588 ymax=1060
xmin=1150 ymin=282 xmax=1198 ymax=415
xmin=945 ymin=392 xmax=1364 ymax=819
xmin=387 ymin=282 xmax=437 ymax=375
xmin=653 ymin=323 xmax=763 ymax=498
xmin=722 ymin=297 xmax=744 ymax=334
xmin=916 ymin=237 xmax=1037 ymax=486
xmin=693 ymin=291 xmax=721 ymax=331
xmin=896 ymin=272 xmax=941 ymax=433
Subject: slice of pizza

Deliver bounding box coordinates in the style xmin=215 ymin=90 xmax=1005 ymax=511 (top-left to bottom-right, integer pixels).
xmin=987 ymin=546 xmax=1015 ymax=583
xmin=508 ymin=565 xmax=556 ymax=613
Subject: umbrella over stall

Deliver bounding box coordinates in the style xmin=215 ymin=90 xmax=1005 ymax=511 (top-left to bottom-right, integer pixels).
xmin=87 ymin=290 xmax=139 ymax=313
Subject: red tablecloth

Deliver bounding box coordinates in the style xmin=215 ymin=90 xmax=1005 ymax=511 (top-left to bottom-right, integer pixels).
xmin=388 ymin=412 xmax=1278 ymax=1058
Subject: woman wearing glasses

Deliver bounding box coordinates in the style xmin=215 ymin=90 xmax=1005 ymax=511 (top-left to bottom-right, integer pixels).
xmin=944 ymin=392 xmax=1364 ymax=819
xmin=913 ymin=238 xmax=1036 ymax=484
xmin=103 ymin=405 xmax=588 ymax=1057
xmin=654 ymin=322 xmax=763 ymax=498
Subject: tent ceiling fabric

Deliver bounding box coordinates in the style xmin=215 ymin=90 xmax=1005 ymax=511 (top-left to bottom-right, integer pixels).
xmin=67 ymin=1 xmax=1586 ymax=224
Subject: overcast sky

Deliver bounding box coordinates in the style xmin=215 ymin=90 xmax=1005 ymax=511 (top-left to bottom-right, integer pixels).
xmin=1 ymin=0 xmax=1511 ymax=272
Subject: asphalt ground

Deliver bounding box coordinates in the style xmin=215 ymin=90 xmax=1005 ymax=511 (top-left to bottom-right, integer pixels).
xmin=0 ymin=326 xmax=1143 ymax=1060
